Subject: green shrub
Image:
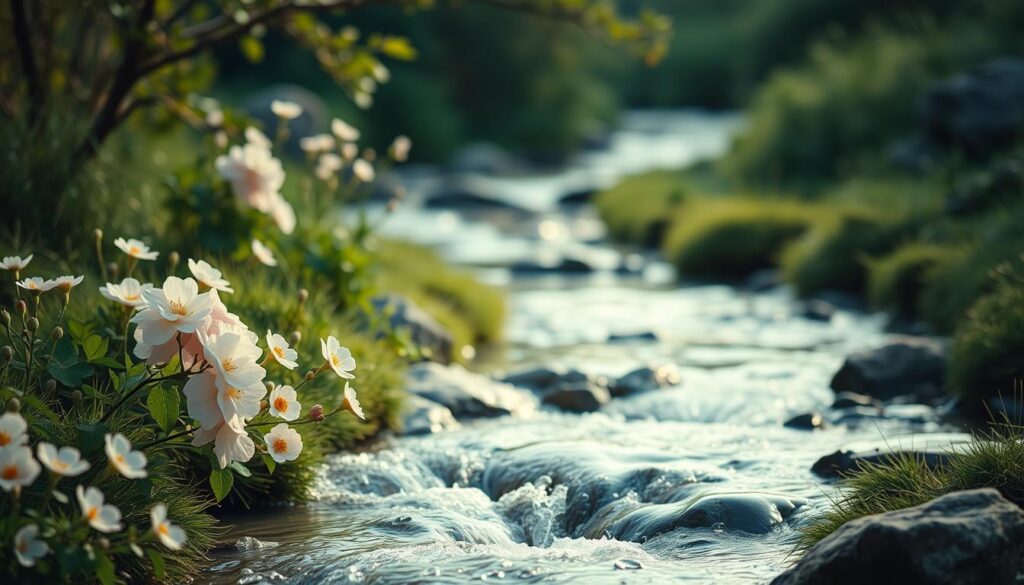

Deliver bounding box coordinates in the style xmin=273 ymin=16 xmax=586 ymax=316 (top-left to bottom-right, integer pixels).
xmin=920 ymin=213 xmax=1024 ymax=333
xmin=780 ymin=206 xmax=918 ymax=297
xmin=800 ymin=424 xmax=1024 ymax=549
xmin=663 ymin=198 xmax=820 ymax=280
xmin=866 ymin=243 xmax=961 ymax=318
xmin=948 ymin=275 xmax=1024 ymax=406
xmin=595 ymin=170 xmax=690 ymax=247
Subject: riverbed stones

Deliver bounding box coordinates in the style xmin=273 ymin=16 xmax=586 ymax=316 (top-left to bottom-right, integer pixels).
xmin=371 ymin=294 xmax=454 ymax=364
xmin=610 ymin=365 xmax=682 ymax=397
xmin=830 ymin=336 xmax=947 ymax=402
xmin=542 ymin=381 xmax=610 ymax=412
xmin=770 ymin=489 xmax=1024 ymax=585
xmin=784 ymin=412 xmax=826 ymax=430
xmin=811 ymin=448 xmax=951 ymax=478
xmin=399 ymin=395 xmax=460 ymax=435
xmin=405 ymin=363 xmax=535 ymax=418
xmin=609 ymin=493 xmax=806 ymax=541
xmin=830 ymin=391 xmax=881 ymax=410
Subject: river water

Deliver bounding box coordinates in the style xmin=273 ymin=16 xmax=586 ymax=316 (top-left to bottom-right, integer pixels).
xmin=206 ymin=111 xmax=964 ymax=584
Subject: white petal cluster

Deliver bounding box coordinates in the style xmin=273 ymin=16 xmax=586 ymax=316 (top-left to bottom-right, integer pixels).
xmin=215 ymin=130 xmax=296 ymax=234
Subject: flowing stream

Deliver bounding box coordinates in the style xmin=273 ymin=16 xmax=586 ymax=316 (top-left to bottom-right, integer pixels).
xmin=206 ymin=111 xmax=963 ymax=584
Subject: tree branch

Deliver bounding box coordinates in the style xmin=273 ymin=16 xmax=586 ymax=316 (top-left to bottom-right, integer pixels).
xmin=9 ymin=0 xmax=43 ymax=125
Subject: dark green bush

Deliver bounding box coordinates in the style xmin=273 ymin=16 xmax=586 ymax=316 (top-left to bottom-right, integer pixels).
xmin=594 ymin=170 xmax=690 ymax=247
xmin=663 ymin=198 xmax=820 ymax=280
xmin=780 ymin=207 xmax=918 ymax=297
xmin=866 ymin=243 xmax=961 ymax=319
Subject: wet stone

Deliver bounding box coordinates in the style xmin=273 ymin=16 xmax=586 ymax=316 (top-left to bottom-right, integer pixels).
xmin=501 ymin=366 xmax=561 ymax=390
xmin=830 ymin=391 xmax=881 ymax=409
xmin=811 ymin=448 xmax=951 ymax=478
xmin=830 ymin=336 xmax=947 ymax=402
xmin=610 ymin=365 xmax=682 ymax=397
xmin=398 ymin=395 xmax=460 ymax=435
xmin=232 ymin=536 xmax=279 ymax=551
xmin=405 ymin=362 xmax=535 ymax=419
xmin=784 ymin=412 xmax=826 ymax=430
xmin=608 ymin=493 xmax=806 ymax=541
xmin=542 ymin=382 xmax=611 ymax=412
xmin=371 ymin=294 xmax=455 ymax=365
xmin=607 ymin=331 xmax=659 ymax=343
xmin=614 ymin=559 xmax=644 ymax=571
xmin=802 ymin=300 xmax=835 ymax=322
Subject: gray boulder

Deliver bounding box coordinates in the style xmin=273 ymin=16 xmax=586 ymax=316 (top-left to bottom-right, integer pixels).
xmin=784 ymin=412 xmax=826 ymax=430
xmin=830 ymin=337 xmax=947 ymax=402
xmin=771 ymin=489 xmax=1024 ymax=585
xmin=501 ymin=366 xmax=561 ymax=390
xmin=610 ymin=365 xmax=681 ymax=397
xmin=610 ymin=493 xmax=806 ymax=541
xmin=372 ymin=294 xmax=454 ymax=364
xmin=405 ymin=363 xmax=535 ymax=419
xmin=812 ymin=449 xmax=950 ymax=479
xmin=542 ymin=382 xmax=610 ymax=413
xmin=398 ymin=395 xmax=460 ymax=435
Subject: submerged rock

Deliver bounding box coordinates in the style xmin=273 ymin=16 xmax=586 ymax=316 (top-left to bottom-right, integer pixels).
xmin=830 ymin=392 xmax=881 ymax=410
xmin=607 ymin=331 xmax=659 ymax=343
xmin=830 ymin=337 xmax=947 ymax=402
xmin=510 ymin=257 xmax=595 ymax=275
xmin=398 ymin=395 xmax=460 ymax=435
xmin=232 ymin=536 xmax=280 ymax=551
xmin=542 ymin=382 xmax=610 ymax=413
xmin=811 ymin=448 xmax=950 ymax=478
xmin=609 ymin=493 xmax=806 ymax=541
xmin=371 ymin=294 xmax=454 ymax=364
xmin=610 ymin=365 xmax=682 ymax=397
xmin=784 ymin=412 xmax=826 ymax=430
xmin=771 ymin=489 xmax=1024 ymax=585
xmin=405 ymin=363 xmax=535 ymax=419
xmin=501 ymin=366 xmax=561 ymax=390
xmin=801 ymin=300 xmax=835 ymax=322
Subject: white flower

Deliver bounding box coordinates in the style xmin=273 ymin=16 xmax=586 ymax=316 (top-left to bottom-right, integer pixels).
xmin=315 ymin=153 xmax=343 ymax=180
xmin=52 ymin=275 xmax=84 ymax=293
xmin=264 ymin=423 xmax=303 ymax=463
xmin=131 ymin=276 xmax=214 ymax=347
xmin=352 ymin=159 xmax=375 ymax=183
xmin=0 ymin=255 xmax=32 ymax=271
xmin=343 ymin=382 xmax=365 ymax=421
xmin=265 ymin=330 xmax=298 ymax=370
xmin=271 ymin=100 xmax=303 ymax=120
xmin=390 ymin=135 xmax=412 ymax=162
xmin=188 ymin=259 xmax=233 ymax=293
xmin=331 ymin=118 xmax=360 ymax=142
xmin=104 ymin=433 xmax=147 ymax=479
xmin=299 ymin=134 xmax=335 ymax=154
xmin=36 ymin=443 xmax=90 ymax=477
xmin=183 ymin=371 xmax=223 ymax=430
xmin=114 ymin=237 xmax=159 ymax=260
xmin=206 ymin=109 xmax=224 ymax=127
xmin=341 ymin=142 xmax=358 ymax=162
xmin=202 ymin=328 xmax=266 ymax=397
xmin=14 ymin=525 xmax=48 ymax=567
xmin=269 ymin=193 xmax=296 ymax=235
xmin=245 ymin=126 xmax=272 ymax=148
xmin=16 ymin=277 xmax=56 ymax=293
xmin=0 ymin=446 xmax=40 ymax=492
xmin=150 ymin=504 xmax=187 ymax=550
xmin=215 ymin=142 xmax=285 ymax=213
xmin=320 ymin=336 xmax=356 ymax=379
xmin=100 ymin=277 xmax=153 ymax=309
xmin=76 ymin=486 xmax=123 ymax=533
xmin=0 ymin=412 xmax=28 ymax=448
xmin=251 ymin=239 xmax=277 ymax=267
xmin=193 ymin=421 xmax=255 ymax=469
xmin=269 ymin=385 xmax=301 ymax=421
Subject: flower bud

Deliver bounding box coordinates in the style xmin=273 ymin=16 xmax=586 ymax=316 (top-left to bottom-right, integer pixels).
xmin=50 ymin=326 xmax=64 ymax=342
xmin=15 ymin=300 xmax=26 ymax=315
xmin=297 ymin=288 xmax=309 ymax=303
xmin=97 ymin=537 xmax=110 ymax=550
xmin=107 ymin=263 xmax=119 ymax=280
xmin=305 ymin=370 xmax=316 ymax=381
xmin=168 ymin=251 xmax=181 ymax=272
xmin=309 ymin=404 xmax=325 ymax=422
xmin=1 ymin=346 xmax=12 ymax=361
xmin=72 ymin=390 xmax=83 ymax=403
xmin=44 ymin=379 xmax=56 ymax=393
xmin=94 ymin=228 xmax=104 ymax=241
xmin=6 ymin=397 xmax=20 ymax=413
xmin=26 ymin=318 xmax=38 ymax=333
xmin=0 ymin=308 xmax=9 ymax=326
xmin=265 ymin=381 xmax=275 ymax=393
xmin=289 ymin=331 xmax=302 ymax=345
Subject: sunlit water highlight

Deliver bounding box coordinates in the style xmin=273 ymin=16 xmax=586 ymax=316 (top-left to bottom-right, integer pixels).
xmin=206 ymin=111 xmax=962 ymax=584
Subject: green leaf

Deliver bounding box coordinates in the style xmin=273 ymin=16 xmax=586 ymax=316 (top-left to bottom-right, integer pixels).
xmin=146 ymin=548 xmax=166 ymax=579
xmin=94 ymin=551 xmax=115 ymax=585
xmin=230 ymin=461 xmax=252 ymax=478
xmin=147 ymin=386 xmax=180 ymax=433
xmin=83 ymin=335 xmax=108 ymax=361
xmin=262 ymin=454 xmax=276 ymax=475
xmin=77 ymin=423 xmax=109 ymax=453
xmin=91 ymin=357 xmax=124 ymax=370
xmin=47 ymin=337 xmax=92 ymax=386
xmin=209 ymin=468 xmax=234 ymax=502
xmin=374 ymin=35 xmax=417 ymax=60
xmin=239 ymin=36 xmax=264 ymax=63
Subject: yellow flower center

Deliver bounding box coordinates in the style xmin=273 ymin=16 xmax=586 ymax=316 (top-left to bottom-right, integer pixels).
xmin=129 ymin=246 xmax=140 ymax=255
xmin=273 ymin=397 xmax=289 ymax=413
xmin=1 ymin=465 xmax=18 ymax=480
xmin=158 ymin=523 xmax=170 ymax=536
xmin=52 ymin=460 xmax=68 ymax=470
xmin=226 ymin=387 xmax=243 ymax=400
xmin=222 ymin=358 xmax=237 ymax=372
xmin=115 ymin=454 xmax=125 ymax=464
xmin=273 ymin=346 xmax=285 ymax=358
xmin=169 ymin=299 xmax=187 ymax=316
xmin=87 ymin=507 xmax=98 ymax=521
xmin=272 ymin=438 xmax=289 ymax=454
xmin=0 ymin=431 xmax=9 ymax=446
xmin=331 ymin=354 xmax=340 ymax=367
xmin=17 ymin=541 xmax=27 ymax=553
xmin=125 ymin=293 xmax=140 ymax=301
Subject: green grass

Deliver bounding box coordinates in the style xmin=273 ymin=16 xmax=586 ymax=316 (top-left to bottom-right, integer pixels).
xmin=948 ymin=275 xmax=1024 ymax=408
xmin=866 ymin=242 xmax=963 ymax=318
xmin=662 ymin=197 xmax=821 ymax=280
xmin=800 ymin=423 xmax=1024 ymax=549
xmin=376 ymin=240 xmax=506 ymax=350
